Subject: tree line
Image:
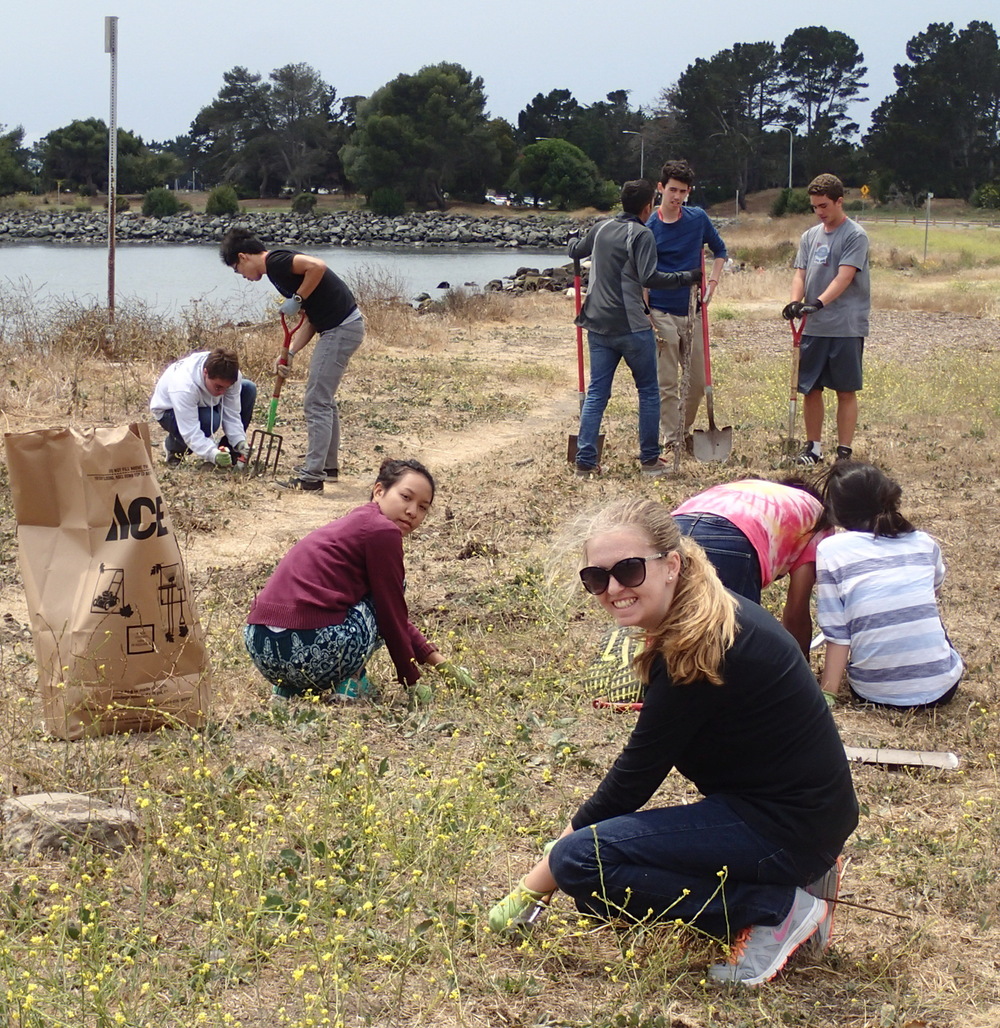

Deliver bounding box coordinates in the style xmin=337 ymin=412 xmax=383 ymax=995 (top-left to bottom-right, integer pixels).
xmin=2 ymin=20 xmax=998 ymax=211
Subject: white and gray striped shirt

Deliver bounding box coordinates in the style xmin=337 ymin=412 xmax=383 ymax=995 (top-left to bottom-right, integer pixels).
xmin=816 ymin=530 xmax=962 ymax=706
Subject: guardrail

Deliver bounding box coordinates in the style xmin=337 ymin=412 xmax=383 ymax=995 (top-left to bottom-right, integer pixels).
xmin=856 ymin=215 xmax=1000 ymax=229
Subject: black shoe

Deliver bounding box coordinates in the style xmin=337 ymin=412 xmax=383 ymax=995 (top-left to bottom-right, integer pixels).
xmin=278 ymin=477 xmax=324 ymax=492
xmin=795 ymin=443 xmax=823 ymax=465
xmin=324 ymin=468 xmax=339 ymax=481
xmin=835 ymin=446 xmax=853 ymax=462
xmin=575 ymin=463 xmax=601 ymax=478
xmin=162 ymin=440 xmax=184 ymax=468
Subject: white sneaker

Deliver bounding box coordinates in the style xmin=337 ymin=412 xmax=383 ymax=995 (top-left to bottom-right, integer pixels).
xmin=708 ymin=888 xmax=826 ymax=986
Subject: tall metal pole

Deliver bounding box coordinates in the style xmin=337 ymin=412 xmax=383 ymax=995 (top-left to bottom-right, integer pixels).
xmin=105 ymin=16 xmax=118 ymax=344
xmin=779 ymin=127 xmax=793 ymax=189
xmin=621 ymin=130 xmax=644 ymax=180
xmin=924 ymin=192 xmax=933 ymax=262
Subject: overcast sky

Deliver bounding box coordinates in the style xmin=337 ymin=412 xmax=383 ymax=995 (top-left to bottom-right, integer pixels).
xmin=3 ymin=1 xmax=992 ymax=147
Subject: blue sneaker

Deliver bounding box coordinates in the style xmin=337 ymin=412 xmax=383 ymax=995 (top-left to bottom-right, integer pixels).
xmin=329 ymin=670 xmax=374 ymax=702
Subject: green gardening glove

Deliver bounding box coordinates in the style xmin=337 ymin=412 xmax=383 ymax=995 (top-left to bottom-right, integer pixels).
xmin=409 ymin=680 xmax=435 ymax=708
xmin=488 ymin=878 xmax=547 ymax=933
xmin=822 ymin=690 xmax=838 ymax=709
xmin=215 ymin=450 xmax=233 ymax=468
xmin=435 ymin=660 xmax=475 ymax=692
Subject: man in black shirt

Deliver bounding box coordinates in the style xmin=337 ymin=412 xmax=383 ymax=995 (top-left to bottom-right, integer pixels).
xmin=221 ymin=227 xmax=365 ymax=491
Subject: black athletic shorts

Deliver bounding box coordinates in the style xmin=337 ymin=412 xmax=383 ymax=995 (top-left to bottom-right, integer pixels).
xmin=798 ymin=335 xmax=864 ymax=393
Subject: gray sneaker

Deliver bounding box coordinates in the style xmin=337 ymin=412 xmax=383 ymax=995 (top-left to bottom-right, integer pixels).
xmin=640 ymin=457 xmax=669 ymax=478
xmin=708 ymin=888 xmax=826 ymax=986
xmin=799 ymin=858 xmax=843 ymax=959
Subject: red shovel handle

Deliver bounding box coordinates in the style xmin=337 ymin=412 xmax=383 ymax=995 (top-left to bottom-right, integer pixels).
xmin=573 ymin=259 xmax=585 ymax=398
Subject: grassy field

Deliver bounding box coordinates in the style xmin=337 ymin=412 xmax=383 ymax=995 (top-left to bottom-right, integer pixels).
xmin=1 ymin=221 xmax=999 ymax=1028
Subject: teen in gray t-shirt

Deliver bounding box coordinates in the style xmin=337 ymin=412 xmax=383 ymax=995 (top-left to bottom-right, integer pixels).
xmin=795 ymin=217 xmax=870 ymax=337
xmin=784 ymin=174 xmax=871 ymax=465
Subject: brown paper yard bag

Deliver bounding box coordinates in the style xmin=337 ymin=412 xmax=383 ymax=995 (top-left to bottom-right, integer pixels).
xmin=4 ymin=423 xmax=212 ymax=739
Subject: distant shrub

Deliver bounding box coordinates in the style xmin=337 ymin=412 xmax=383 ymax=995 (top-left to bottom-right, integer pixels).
xmin=291 ymin=192 xmax=317 ymax=215
xmin=732 ymin=240 xmax=797 ymax=268
xmin=114 ymin=194 xmax=130 ymax=213
xmin=369 ymin=187 xmax=405 ymax=217
xmin=142 ymin=187 xmax=179 ymax=217
xmin=591 ymin=179 xmax=620 ymax=211
xmin=971 ymin=183 xmax=1000 ymax=210
xmin=205 ymin=185 xmax=240 ymax=216
xmin=0 ymin=193 xmax=35 ymax=211
xmin=78 ymin=184 xmax=95 ymax=197
xmin=843 ymin=199 xmax=864 ymax=212
xmin=771 ymin=188 xmax=813 ymax=217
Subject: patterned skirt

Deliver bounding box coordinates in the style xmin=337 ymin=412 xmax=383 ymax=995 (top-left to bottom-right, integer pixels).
xmin=244 ymin=596 xmax=383 ymax=698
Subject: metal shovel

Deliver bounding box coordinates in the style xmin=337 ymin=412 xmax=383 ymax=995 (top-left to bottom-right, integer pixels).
xmin=692 ymin=255 xmax=732 ymax=462
xmin=248 ymin=311 xmax=305 ymax=476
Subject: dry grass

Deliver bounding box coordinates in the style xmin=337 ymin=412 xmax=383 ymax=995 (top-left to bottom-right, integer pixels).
xmin=1 ymin=274 xmax=999 ymax=1028
xmin=715 ymin=215 xmax=1000 ymax=319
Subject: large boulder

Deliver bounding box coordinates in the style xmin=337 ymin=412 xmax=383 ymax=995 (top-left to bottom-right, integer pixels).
xmin=2 ymin=792 xmax=141 ymax=858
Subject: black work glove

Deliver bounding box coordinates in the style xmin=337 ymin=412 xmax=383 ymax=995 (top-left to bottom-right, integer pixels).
xmin=782 ymin=299 xmax=824 ymax=320
xmin=677 ymin=268 xmax=702 ymax=287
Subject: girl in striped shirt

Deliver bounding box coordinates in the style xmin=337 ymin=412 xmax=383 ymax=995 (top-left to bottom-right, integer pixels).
xmin=816 ymin=462 xmax=962 ymax=709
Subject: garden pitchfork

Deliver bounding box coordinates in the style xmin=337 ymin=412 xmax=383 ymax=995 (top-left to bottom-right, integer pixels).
xmin=248 ymin=311 xmax=305 ymax=476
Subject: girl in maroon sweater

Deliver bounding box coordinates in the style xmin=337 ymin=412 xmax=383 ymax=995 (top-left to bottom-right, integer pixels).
xmin=245 ymin=459 xmax=472 ymax=703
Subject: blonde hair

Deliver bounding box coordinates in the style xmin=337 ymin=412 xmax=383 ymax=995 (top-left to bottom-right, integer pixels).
xmin=583 ymin=498 xmax=738 ymax=686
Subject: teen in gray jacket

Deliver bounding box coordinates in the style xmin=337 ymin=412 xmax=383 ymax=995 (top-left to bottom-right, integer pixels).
xmin=569 ymin=180 xmax=700 ymax=478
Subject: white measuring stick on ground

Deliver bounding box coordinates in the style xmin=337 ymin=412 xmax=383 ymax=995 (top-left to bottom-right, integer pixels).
xmin=843 ymin=745 xmax=960 ymax=770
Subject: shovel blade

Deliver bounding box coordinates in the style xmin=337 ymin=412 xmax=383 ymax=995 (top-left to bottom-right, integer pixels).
xmin=567 ymin=433 xmax=606 ymax=465
xmin=692 ymin=426 xmax=733 ymax=463
xmin=248 ymin=429 xmax=283 ymax=477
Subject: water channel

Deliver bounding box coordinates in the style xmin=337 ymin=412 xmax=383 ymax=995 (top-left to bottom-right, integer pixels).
xmin=0 ymin=243 xmax=560 ymax=321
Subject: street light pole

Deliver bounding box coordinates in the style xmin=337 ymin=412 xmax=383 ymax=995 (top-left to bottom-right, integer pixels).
xmin=778 ymin=127 xmax=793 ymax=189
xmin=622 ymin=130 xmax=645 ymax=180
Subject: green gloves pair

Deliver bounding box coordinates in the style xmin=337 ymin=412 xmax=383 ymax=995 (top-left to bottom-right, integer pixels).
xmin=435 ymin=660 xmax=475 ymax=692
xmin=488 ymin=878 xmax=548 ymax=932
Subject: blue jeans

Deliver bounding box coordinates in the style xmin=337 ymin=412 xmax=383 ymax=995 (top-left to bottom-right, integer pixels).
xmin=576 ymin=328 xmax=660 ymax=467
xmin=673 ymin=513 xmax=762 ymax=603
xmin=158 ymin=379 xmax=257 ymax=455
xmin=548 ymin=795 xmax=835 ymax=938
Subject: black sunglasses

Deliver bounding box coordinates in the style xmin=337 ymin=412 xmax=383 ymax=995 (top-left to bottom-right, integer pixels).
xmin=579 ymin=553 xmax=667 ymax=595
